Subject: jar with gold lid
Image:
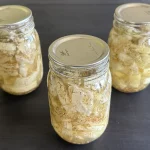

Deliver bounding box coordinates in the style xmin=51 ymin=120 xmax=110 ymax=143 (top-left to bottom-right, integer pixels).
xmin=108 ymin=3 xmax=150 ymax=93
xmin=0 ymin=5 xmax=43 ymax=95
xmin=47 ymin=35 xmax=112 ymax=144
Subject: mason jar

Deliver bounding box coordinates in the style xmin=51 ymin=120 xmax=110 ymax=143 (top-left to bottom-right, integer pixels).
xmin=0 ymin=5 xmax=43 ymax=95
xmin=108 ymin=3 xmax=150 ymax=93
xmin=47 ymin=35 xmax=112 ymax=144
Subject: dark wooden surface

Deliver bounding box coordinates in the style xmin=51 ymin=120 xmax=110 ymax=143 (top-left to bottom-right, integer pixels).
xmin=0 ymin=2 xmax=150 ymax=150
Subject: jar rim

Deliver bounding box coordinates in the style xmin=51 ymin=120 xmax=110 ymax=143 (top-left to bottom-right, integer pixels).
xmin=48 ymin=34 xmax=109 ymax=69
xmin=114 ymin=3 xmax=150 ymax=26
xmin=0 ymin=5 xmax=32 ymax=28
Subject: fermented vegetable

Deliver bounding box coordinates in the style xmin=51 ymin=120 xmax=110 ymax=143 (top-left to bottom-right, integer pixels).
xmin=0 ymin=29 xmax=43 ymax=95
xmin=108 ymin=23 xmax=150 ymax=92
xmin=48 ymin=70 xmax=111 ymax=144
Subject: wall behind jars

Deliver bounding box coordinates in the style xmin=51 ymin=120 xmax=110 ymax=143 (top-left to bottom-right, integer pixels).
xmin=0 ymin=0 xmax=149 ymax=4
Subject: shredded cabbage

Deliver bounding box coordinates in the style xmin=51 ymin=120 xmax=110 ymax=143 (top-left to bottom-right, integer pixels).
xmin=48 ymin=70 xmax=111 ymax=144
xmin=108 ymin=24 xmax=150 ymax=93
xmin=0 ymin=29 xmax=43 ymax=95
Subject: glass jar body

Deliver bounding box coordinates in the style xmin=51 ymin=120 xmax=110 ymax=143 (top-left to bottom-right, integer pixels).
xmin=108 ymin=20 xmax=150 ymax=93
xmin=0 ymin=28 xmax=43 ymax=95
xmin=47 ymin=66 xmax=112 ymax=144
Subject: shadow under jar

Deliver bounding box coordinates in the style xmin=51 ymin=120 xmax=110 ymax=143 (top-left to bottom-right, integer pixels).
xmin=47 ymin=35 xmax=112 ymax=144
xmin=108 ymin=3 xmax=150 ymax=93
xmin=0 ymin=5 xmax=43 ymax=95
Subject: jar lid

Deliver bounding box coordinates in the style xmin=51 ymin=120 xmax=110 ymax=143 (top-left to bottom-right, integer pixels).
xmin=49 ymin=34 xmax=109 ymax=67
xmin=115 ymin=3 xmax=150 ymax=25
xmin=0 ymin=5 xmax=32 ymax=26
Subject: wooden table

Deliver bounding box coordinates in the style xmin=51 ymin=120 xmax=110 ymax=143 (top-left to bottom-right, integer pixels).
xmin=0 ymin=2 xmax=150 ymax=150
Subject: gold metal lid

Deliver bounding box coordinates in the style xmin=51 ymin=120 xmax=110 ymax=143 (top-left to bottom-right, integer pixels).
xmin=115 ymin=3 xmax=150 ymax=25
xmin=0 ymin=5 xmax=32 ymax=26
xmin=49 ymin=34 xmax=109 ymax=67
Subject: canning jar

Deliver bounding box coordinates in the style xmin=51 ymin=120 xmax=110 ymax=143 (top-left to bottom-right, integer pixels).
xmin=47 ymin=35 xmax=112 ymax=144
xmin=0 ymin=5 xmax=43 ymax=95
xmin=108 ymin=3 xmax=150 ymax=93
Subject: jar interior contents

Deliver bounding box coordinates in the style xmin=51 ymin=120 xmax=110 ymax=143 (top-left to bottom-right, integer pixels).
xmin=108 ymin=22 xmax=150 ymax=92
xmin=0 ymin=29 xmax=43 ymax=95
xmin=48 ymin=69 xmax=111 ymax=144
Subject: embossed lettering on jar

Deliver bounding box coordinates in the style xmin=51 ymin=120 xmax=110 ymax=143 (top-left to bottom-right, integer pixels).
xmin=47 ymin=35 xmax=112 ymax=144
xmin=108 ymin=3 xmax=150 ymax=93
xmin=0 ymin=5 xmax=43 ymax=95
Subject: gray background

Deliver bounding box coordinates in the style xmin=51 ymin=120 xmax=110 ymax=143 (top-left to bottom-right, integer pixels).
xmin=0 ymin=1 xmax=150 ymax=150
xmin=0 ymin=0 xmax=150 ymax=4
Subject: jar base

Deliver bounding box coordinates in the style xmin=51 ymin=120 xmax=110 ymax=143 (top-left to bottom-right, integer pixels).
xmin=51 ymin=122 xmax=108 ymax=145
xmin=1 ymin=75 xmax=43 ymax=96
xmin=112 ymin=84 xmax=149 ymax=93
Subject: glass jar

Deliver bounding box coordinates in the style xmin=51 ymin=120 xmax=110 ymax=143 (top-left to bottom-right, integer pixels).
xmin=108 ymin=3 xmax=150 ymax=93
xmin=47 ymin=35 xmax=112 ymax=144
xmin=0 ymin=5 xmax=43 ymax=95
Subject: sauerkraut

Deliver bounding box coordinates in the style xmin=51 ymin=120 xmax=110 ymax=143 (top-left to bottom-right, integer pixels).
xmin=0 ymin=29 xmax=43 ymax=95
xmin=108 ymin=23 xmax=150 ymax=93
xmin=48 ymin=70 xmax=111 ymax=144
